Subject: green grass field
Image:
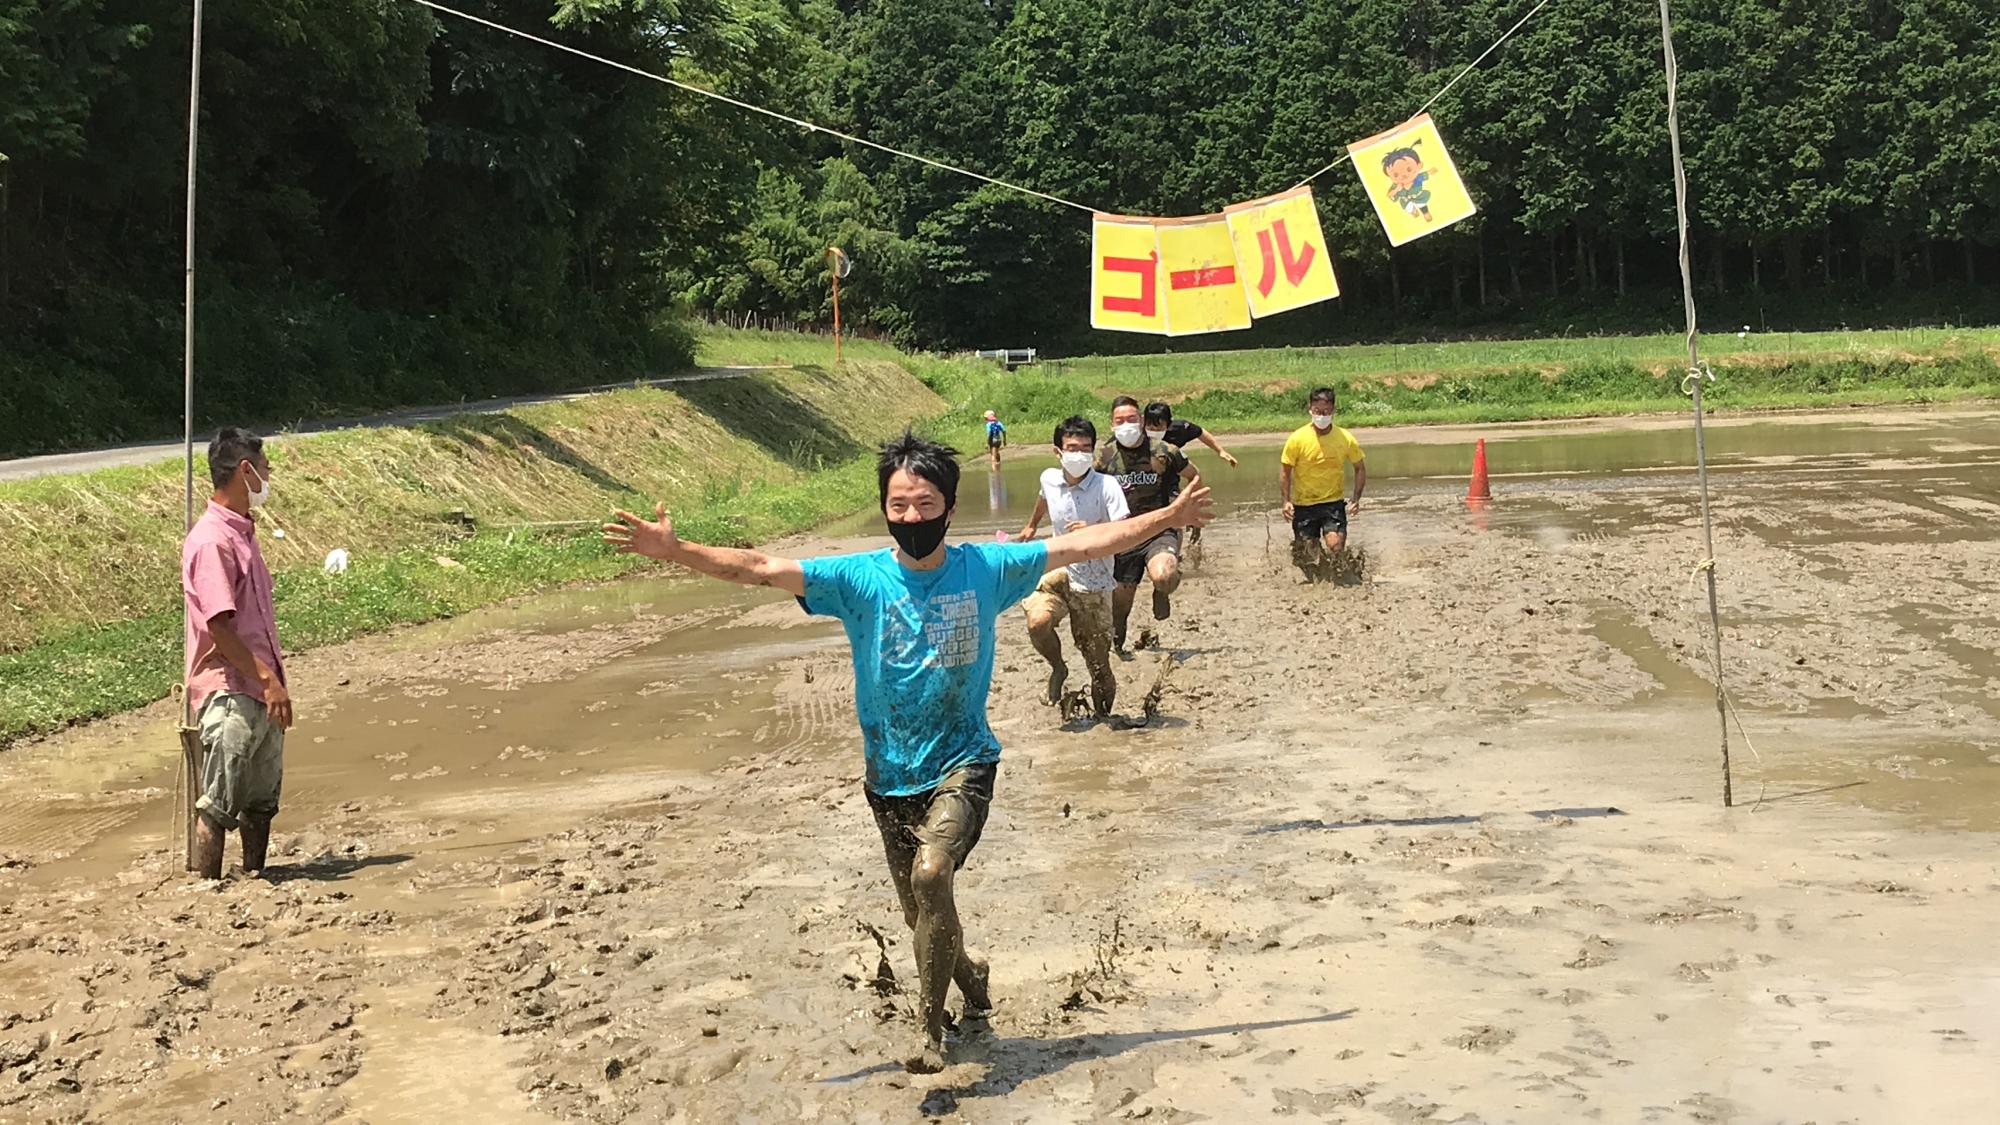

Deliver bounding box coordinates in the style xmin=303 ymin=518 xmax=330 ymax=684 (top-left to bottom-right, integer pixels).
xmin=915 ymin=327 xmax=2000 ymax=448
xmin=1046 ymin=326 xmax=2000 ymax=392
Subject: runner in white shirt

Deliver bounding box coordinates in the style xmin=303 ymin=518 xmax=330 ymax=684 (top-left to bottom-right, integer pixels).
xmin=1017 ymin=415 xmax=1130 ymax=716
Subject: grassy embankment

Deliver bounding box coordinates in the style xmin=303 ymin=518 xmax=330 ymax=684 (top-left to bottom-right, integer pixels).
xmin=938 ymin=327 xmax=2000 ymax=443
xmin=0 ymin=333 xmax=953 ymax=747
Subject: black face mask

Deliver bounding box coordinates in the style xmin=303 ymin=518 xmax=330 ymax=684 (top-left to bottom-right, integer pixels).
xmin=887 ymin=512 xmax=950 ymax=559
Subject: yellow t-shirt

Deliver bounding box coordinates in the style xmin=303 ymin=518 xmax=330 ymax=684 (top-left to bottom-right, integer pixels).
xmin=1281 ymin=423 xmax=1365 ymax=505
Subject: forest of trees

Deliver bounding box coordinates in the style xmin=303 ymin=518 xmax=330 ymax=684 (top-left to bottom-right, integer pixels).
xmin=4 ymin=0 xmax=1999 ymax=453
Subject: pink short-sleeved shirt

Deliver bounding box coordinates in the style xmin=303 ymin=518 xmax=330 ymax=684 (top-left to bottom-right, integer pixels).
xmin=182 ymin=500 xmax=284 ymax=711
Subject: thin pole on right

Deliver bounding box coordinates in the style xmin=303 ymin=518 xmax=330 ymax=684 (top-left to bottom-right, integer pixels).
xmin=1658 ymin=0 xmax=1732 ymax=807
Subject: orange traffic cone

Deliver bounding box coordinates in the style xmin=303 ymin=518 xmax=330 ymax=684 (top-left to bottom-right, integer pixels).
xmin=1466 ymin=438 xmax=1493 ymax=501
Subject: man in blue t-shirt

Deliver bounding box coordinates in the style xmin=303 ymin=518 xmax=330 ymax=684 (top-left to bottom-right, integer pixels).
xmin=604 ymin=430 xmax=1211 ymax=1073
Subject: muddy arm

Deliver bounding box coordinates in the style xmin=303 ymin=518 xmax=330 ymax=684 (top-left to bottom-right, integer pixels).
xmin=1350 ymin=461 xmax=1367 ymax=513
xmin=1197 ymin=430 xmax=1238 ymax=466
xmin=1042 ymin=486 xmax=1211 ymax=571
xmin=1018 ymin=494 xmax=1049 ymax=541
xmin=602 ymin=503 xmax=806 ymax=596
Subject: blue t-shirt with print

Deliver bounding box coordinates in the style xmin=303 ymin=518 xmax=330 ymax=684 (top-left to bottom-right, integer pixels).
xmin=986 ymin=419 xmax=1006 ymax=443
xmin=799 ymin=541 xmax=1048 ymax=796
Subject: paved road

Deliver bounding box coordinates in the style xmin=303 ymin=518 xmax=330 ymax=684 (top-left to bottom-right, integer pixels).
xmin=0 ymin=367 xmax=783 ymax=482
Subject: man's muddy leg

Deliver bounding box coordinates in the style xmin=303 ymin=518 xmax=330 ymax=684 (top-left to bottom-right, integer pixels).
xmin=882 ymin=830 xmax=989 ymax=1017
xmin=1112 ymin=583 xmax=1137 ymax=648
xmin=1024 ymin=602 xmax=1068 ymax=703
xmin=1147 ymin=551 xmax=1179 ymax=620
xmin=193 ymin=813 xmax=227 ymax=880
xmin=1072 ymin=605 xmax=1117 ymax=717
xmin=1291 ymin=535 xmax=1316 ymax=577
xmin=1322 ymin=528 xmax=1348 ymax=579
xmin=906 ymin=843 xmax=964 ymax=1071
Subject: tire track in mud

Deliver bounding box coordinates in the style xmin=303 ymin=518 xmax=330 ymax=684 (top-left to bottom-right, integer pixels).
xmin=0 ymin=800 xmax=145 ymax=858
xmin=753 ymin=656 xmax=856 ymax=766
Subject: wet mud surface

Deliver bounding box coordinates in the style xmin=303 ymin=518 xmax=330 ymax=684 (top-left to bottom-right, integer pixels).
xmin=3 ymin=408 xmax=1999 ymax=1122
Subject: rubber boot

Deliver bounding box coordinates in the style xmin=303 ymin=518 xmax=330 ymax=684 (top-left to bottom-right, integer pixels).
xmin=240 ymin=818 xmax=271 ymax=877
xmin=193 ymin=814 xmax=227 ymax=880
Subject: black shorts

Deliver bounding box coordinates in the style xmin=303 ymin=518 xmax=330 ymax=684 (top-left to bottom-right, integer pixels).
xmin=1113 ymin=528 xmax=1181 ymax=586
xmin=1292 ymin=500 xmax=1348 ymax=541
xmin=866 ymin=761 xmax=997 ymax=871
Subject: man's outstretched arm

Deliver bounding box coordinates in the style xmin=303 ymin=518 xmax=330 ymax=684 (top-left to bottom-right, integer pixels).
xmin=1042 ymin=486 xmax=1213 ymax=572
xmin=603 ymin=503 xmax=806 ymax=596
xmin=1198 ymin=430 xmax=1239 ymax=467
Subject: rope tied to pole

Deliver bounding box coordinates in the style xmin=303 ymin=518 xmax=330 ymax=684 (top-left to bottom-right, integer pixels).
xmin=1658 ymin=0 xmax=1734 ymax=808
xmin=1680 ymin=360 xmax=1716 ymax=398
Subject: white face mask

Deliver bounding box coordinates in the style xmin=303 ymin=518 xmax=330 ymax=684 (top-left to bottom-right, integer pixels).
xmin=1059 ymin=450 xmax=1095 ymax=478
xmin=1310 ymin=413 xmax=1334 ymax=431
xmin=245 ymin=464 xmax=271 ymax=509
xmin=1145 ymin=429 xmax=1167 ymax=442
xmin=1113 ymin=422 xmax=1145 ymax=448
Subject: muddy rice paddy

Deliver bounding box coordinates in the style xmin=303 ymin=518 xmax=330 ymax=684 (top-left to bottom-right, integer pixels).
xmin=2 ymin=408 xmax=1997 ymax=1123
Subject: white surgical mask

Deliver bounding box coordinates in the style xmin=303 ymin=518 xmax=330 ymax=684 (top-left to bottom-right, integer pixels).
xmin=1310 ymin=412 xmax=1333 ymax=431
xmin=246 ymin=465 xmax=271 ymax=509
xmin=1145 ymin=429 xmax=1167 ymax=442
xmin=1113 ymin=422 xmax=1145 ymax=448
xmin=1059 ymin=450 xmax=1095 ymax=478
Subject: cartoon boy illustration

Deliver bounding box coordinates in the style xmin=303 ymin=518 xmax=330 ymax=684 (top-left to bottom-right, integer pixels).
xmin=1381 ymin=146 xmax=1434 ymax=223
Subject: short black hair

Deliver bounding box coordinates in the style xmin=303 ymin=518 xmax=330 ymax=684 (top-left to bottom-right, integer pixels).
xmin=208 ymin=427 xmax=265 ymax=488
xmin=1382 ymin=147 xmax=1422 ymax=172
xmin=1308 ymin=386 xmax=1338 ymax=408
xmin=1143 ymin=401 xmax=1172 ymax=426
xmin=877 ymin=429 xmax=960 ymax=510
xmin=1053 ymin=415 xmax=1097 ymax=446
xmin=1111 ymin=395 xmax=1140 ymax=412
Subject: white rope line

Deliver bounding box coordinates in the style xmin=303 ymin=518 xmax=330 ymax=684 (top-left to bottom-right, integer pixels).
xmin=1292 ymin=0 xmax=1553 ymax=189
xmin=405 ymin=0 xmax=1099 ymax=213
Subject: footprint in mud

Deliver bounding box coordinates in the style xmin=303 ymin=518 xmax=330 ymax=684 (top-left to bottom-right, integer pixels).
xmin=1447 ymin=1024 xmax=1517 ymax=1053
xmin=1565 ymin=936 xmax=1615 ymax=969
xmin=1675 ymin=957 xmax=1739 ymax=983
xmin=1273 ymin=1085 xmax=1372 ymax=1114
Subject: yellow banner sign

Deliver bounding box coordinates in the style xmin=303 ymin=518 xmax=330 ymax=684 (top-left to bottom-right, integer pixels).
xmin=1156 ymin=214 xmax=1251 ymax=336
xmin=1090 ymin=214 xmax=1166 ymax=335
xmin=1348 ymin=113 xmax=1477 ymax=246
xmin=1224 ymin=187 xmax=1340 ymax=318
xmin=1088 ymin=185 xmax=1352 ymax=334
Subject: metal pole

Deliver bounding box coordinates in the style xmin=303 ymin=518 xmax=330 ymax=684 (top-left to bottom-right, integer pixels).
xmin=183 ymin=0 xmax=204 ymax=545
xmin=179 ymin=0 xmax=208 ymax=867
xmin=1659 ymin=0 xmax=1732 ymax=807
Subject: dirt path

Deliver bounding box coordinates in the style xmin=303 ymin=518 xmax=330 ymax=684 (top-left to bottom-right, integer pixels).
xmin=3 ymin=464 xmax=1999 ymax=1122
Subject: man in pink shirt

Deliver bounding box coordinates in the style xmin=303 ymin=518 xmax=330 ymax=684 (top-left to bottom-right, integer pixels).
xmin=182 ymin=427 xmax=293 ymax=879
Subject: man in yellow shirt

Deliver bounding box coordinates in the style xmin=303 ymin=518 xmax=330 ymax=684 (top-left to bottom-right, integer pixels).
xmin=1279 ymin=386 xmax=1367 ymax=581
